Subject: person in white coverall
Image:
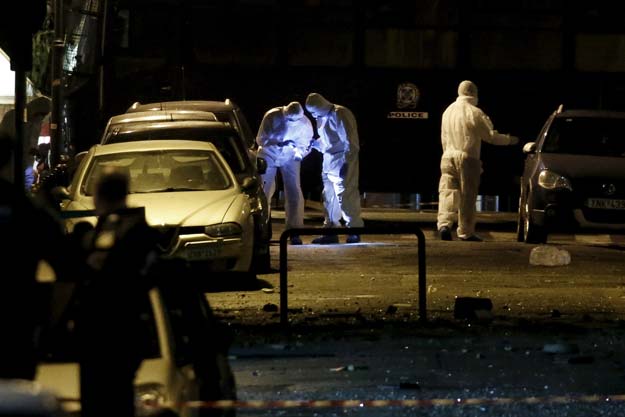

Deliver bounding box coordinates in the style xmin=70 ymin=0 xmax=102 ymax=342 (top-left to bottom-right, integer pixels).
xmin=437 ymin=80 xmax=519 ymax=242
xmin=257 ymin=101 xmax=313 ymax=245
xmin=305 ymin=93 xmax=364 ymax=244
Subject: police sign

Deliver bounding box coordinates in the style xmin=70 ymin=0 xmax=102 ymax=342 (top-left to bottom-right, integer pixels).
xmin=387 ymin=111 xmax=429 ymax=119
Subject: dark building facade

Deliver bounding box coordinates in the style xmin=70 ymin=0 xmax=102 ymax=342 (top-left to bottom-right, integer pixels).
xmin=60 ymin=0 xmax=625 ymax=204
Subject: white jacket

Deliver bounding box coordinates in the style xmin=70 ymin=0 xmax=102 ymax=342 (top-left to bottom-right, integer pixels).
xmin=256 ymin=106 xmax=313 ymax=164
xmin=441 ymin=96 xmax=515 ymax=160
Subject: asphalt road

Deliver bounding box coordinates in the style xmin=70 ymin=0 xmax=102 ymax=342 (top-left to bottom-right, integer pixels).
xmin=204 ymin=207 xmax=625 ymax=417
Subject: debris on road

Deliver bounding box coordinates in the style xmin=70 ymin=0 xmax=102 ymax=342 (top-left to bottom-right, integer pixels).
xmin=529 ymin=245 xmax=571 ymax=266
xmin=454 ymin=297 xmax=493 ymax=319
xmin=262 ymin=303 xmax=279 ymax=312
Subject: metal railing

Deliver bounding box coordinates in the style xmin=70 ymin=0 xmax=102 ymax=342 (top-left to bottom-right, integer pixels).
xmin=279 ymin=226 xmax=427 ymax=327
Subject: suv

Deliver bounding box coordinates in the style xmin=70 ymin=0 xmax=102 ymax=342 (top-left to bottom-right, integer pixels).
xmin=98 ymin=106 xmax=271 ymax=273
xmin=517 ymin=106 xmax=625 ymax=243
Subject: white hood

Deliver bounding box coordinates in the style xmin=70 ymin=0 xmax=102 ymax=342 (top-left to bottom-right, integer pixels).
xmin=127 ymin=189 xmax=239 ymax=226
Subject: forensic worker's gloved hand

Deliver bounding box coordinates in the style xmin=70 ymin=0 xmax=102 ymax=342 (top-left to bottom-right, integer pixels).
xmin=308 ymin=139 xmax=321 ymax=152
xmin=508 ymin=135 xmax=520 ymax=145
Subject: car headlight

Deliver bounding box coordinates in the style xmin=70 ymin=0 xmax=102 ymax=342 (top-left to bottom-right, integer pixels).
xmin=205 ymin=222 xmax=242 ymax=237
xmin=134 ymin=383 xmax=168 ymax=416
xmin=538 ymin=170 xmax=573 ymax=191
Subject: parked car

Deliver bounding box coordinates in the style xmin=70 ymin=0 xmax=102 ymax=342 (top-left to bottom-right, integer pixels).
xmin=60 ymin=140 xmax=257 ymax=275
xmin=101 ymin=109 xmax=219 ymax=142
xmin=99 ymin=106 xmax=271 ymax=273
xmin=517 ymin=106 xmax=625 ymax=243
xmin=35 ymin=278 xmax=236 ymax=417
xmin=126 ymin=99 xmax=256 ymax=151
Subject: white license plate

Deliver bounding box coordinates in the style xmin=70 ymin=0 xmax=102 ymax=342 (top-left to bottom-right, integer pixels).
xmin=184 ymin=245 xmax=221 ymax=260
xmin=586 ymin=198 xmax=625 ymax=210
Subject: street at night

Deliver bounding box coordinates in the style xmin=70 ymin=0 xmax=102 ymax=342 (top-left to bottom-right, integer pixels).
xmin=206 ymin=207 xmax=625 ymax=417
xmin=4 ymin=2 xmax=625 ymax=416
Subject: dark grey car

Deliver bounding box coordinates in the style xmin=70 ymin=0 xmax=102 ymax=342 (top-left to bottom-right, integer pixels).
xmin=517 ymin=106 xmax=625 ymax=243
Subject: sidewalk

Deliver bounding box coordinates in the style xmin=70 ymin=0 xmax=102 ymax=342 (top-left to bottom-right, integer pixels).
xmin=271 ymin=198 xmax=518 ymax=228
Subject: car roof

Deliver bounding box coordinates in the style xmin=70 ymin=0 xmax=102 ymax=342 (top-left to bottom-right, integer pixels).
xmin=127 ymin=100 xmax=238 ymax=114
xmin=92 ymin=139 xmax=221 ymax=155
xmin=103 ymin=120 xmax=239 ymax=144
xmin=108 ymin=119 xmax=236 ymax=134
xmin=107 ymin=110 xmax=219 ymax=126
xmin=555 ymin=109 xmax=625 ymax=119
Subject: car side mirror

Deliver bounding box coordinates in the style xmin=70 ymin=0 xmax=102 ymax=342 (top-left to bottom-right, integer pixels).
xmin=241 ymin=176 xmax=259 ymax=191
xmin=522 ymin=142 xmax=537 ymax=154
xmin=256 ymin=157 xmax=267 ymax=175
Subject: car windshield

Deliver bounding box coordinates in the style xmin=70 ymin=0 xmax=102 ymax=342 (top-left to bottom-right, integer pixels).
xmin=82 ymin=149 xmax=232 ymax=195
xmin=105 ymin=126 xmax=250 ymax=174
xmin=542 ymin=116 xmax=625 ymax=157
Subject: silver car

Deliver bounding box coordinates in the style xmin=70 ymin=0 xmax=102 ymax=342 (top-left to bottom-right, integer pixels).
xmin=97 ymin=105 xmax=271 ymax=273
xmin=61 ymin=140 xmax=256 ymax=274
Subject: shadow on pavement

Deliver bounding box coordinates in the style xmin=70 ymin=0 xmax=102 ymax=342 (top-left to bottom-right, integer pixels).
xmin=196 ymin=272 xmax=274 ymax=293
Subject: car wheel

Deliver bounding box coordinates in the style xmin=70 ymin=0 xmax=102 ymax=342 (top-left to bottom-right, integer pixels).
xmin=251 ymin=239 xmax=271 ymax=275
xmin=522 ymin=191 xmax=547 ymax=244
xmin=251 ymin=217 xmax=272 ymax=274
xmin=516 ymin=181 xmax=526 ymax=242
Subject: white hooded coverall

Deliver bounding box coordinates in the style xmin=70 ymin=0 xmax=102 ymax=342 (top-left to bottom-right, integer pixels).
xmin=305 ymin=93 xmax=364 ymax=228
xmin=256 ymin=102 xmax=313 ymax=230
xmin=437 ymin=81 xmax=517 ymax=239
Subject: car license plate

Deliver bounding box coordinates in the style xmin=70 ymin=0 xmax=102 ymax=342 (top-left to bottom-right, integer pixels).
xmin=586 ymin=198 xmax=625 ymax=210
xmin=184 ymin=245 xmax=221 ymax=260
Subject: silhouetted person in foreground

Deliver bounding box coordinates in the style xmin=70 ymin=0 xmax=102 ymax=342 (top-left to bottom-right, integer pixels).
xmin=73 ymin=167 xmax=160 ymax=417
xmin=0 ymin=132 xmax=71 ymax=380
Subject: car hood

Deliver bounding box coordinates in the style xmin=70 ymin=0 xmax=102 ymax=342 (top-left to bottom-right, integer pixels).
xmin=539 ymin=153 xmax=625 ymax=179
xmin=127 ymin=189 xmax=239 ymax=226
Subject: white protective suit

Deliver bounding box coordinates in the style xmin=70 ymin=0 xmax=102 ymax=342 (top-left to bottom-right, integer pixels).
xmin=256 ymin=102 xmax=313 ymax=230
xmin=305 ymin=93 xmax=364 ymax=229
xmin=437 ymin=80 xmax=518 ymax=239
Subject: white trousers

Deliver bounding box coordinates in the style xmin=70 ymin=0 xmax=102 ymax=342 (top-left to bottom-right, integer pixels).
xmin=437 ymin=152 xmax=481 ymax=238
xmin=262 ymin=159 xmax=304 ymax=230
xmin=321 ymin=152 xmax=364 ymax=228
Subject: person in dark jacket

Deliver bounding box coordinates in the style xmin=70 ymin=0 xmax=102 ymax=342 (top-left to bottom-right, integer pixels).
xmin=73 ymin=166 xmax=160 ymax=417
xmin=0 ymin=132 xmax=72 ymax=380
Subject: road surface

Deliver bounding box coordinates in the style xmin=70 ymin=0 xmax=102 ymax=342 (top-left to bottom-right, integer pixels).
xmin=203 ymin=208 xmax=625 ymax=417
